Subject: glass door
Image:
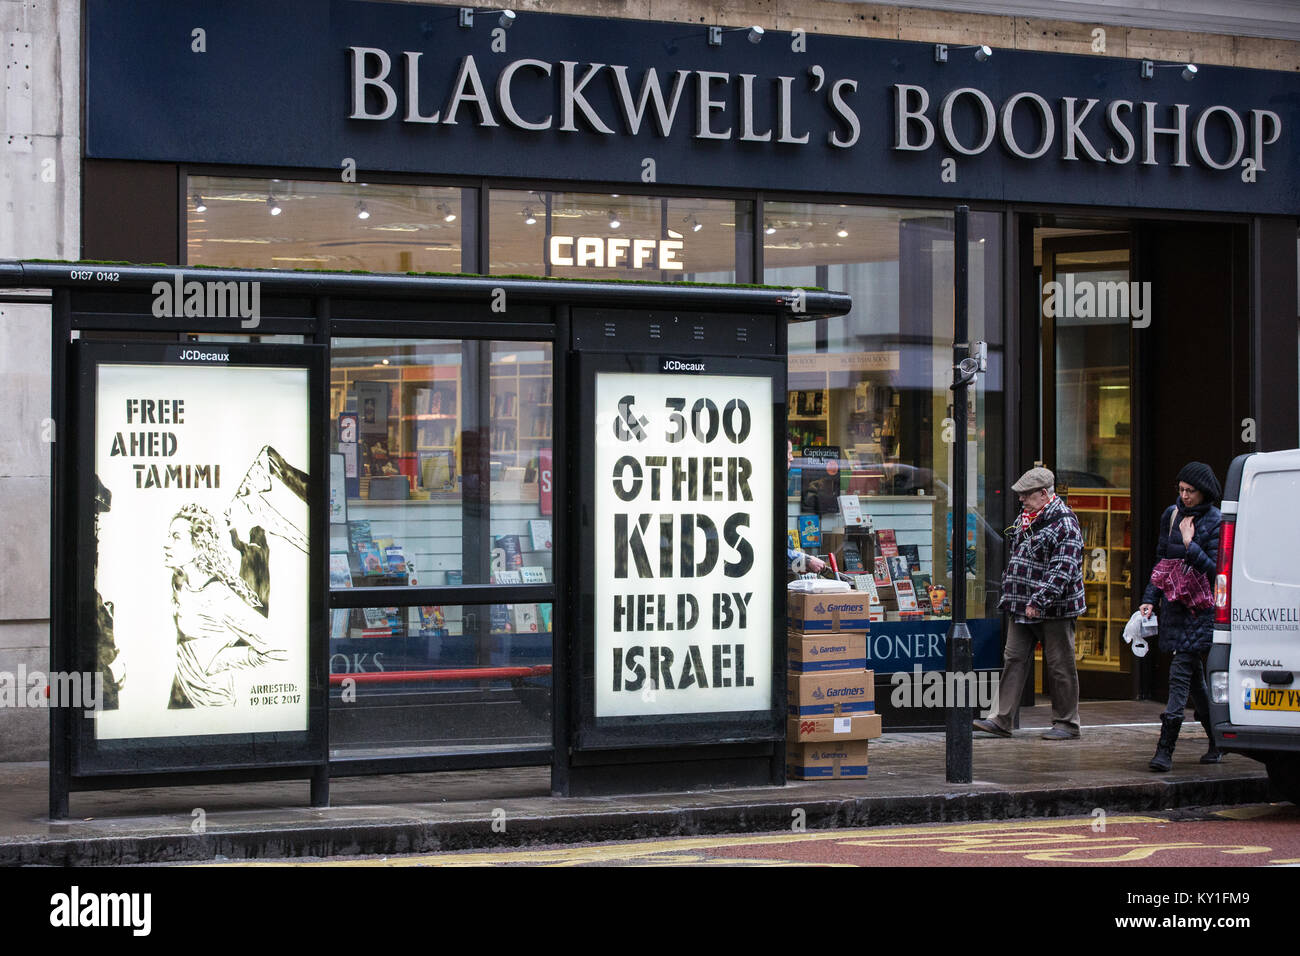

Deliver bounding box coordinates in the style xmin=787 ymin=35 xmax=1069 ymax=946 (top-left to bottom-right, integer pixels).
xmin=1040 ymin=235 xmax=1135 ymax=685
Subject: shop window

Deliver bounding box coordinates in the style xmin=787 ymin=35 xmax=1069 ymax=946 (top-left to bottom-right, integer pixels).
xmin=328 ymin=338 xmax=554 ymax=755
xmin=767 ymin=203 xmax=1004 ymax=625
xmin=490 ymin=189 xmax=751 ymax=282
xmin=186 ymin=176 xmax=476 ymax=274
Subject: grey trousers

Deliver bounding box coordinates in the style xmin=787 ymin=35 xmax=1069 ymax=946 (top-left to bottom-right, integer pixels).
xmin=985 ymin=617 xmax=1082 ymax=734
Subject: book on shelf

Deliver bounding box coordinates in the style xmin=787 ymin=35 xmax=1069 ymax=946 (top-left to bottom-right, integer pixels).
xmin=927 ymin=584 xmax=949 ymax=615
xmin=872 ymin=556 xmax=891 ymax=587
xmin=837 ymin=494 xmax=864 ymax=526
xmin=849 ymin=574 xmax=879 ymax=603
xmin=841 ymin=540 xmax=865 ymax=574
xmin=329 ymin=552 xmax=353 ymax=589
xmin=520 ymin=566 xmax=547 ymax=584
xmin=797 ymin=514 xmax=821 ymax=549
xmin=489 ymin=604 xmax=512 ymax=633
xmin=492 ymin=570 xmax=524 ymax=585
xmin=418 ymin=605 xmax=446 ymax=636
xmin=875 ymin=528 xmax=899 ymax=556
xmin=787 ymin=529 xmax=801 ymax=551
xmin=887 ymin=555 xmax=911 ymax=582
xmin=495 ymin=534 xmax=523 ymax=569
xmin=529 ymin=518 xmax=553 ymax=551
xmin=910 ymin=572 xmax=933 ymax=598
xmin=512 ymin=603 xmax=540 ymax=634
xmin=446 ymin=570 xmax=463 ymax=587
xmin=899 ymin=544 xmax=921 ymax=572
xmin=894 ymin=579 xmax=920 ymax=611
xmin=538 ymin=605 xmax=552 ymax=632
xmin=330 ymin=608 xmax=351 ymax=640
xmin=358 ymin=545 xmax=386 ymax=576
xmin=383 ymin=546 xmax=408 ymax=577
xmin=361 ymin=606 xmax=389 ymax=628
xmin=347 ymin=520 xmax=373 ymax=551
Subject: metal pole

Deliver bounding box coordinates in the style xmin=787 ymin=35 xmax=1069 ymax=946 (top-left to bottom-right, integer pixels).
xmin=946 ymin=206 xmax=973 ymax=784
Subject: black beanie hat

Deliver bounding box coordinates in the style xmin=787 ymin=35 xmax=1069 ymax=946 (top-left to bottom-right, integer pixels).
xmin=1177 ymin=461 xmax=1221 ymax=503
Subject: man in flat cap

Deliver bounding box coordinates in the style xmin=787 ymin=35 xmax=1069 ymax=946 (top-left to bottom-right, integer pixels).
xmin=974 ymin=466 xmax=1086 ymax=740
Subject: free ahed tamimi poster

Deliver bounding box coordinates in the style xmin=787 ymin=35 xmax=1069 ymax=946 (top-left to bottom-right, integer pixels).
xmin=594 ymin=371 xmax=773 ymax=717
xmin=91 ymin=362 xmax=311 ymax=740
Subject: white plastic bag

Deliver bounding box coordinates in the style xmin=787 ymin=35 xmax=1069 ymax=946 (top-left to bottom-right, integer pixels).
xmin=1121 ymin=609 xmax=1155 ymax=658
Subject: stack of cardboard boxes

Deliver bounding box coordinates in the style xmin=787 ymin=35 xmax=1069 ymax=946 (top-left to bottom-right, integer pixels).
xmin=785 ymin=590 xmax=882 ymax=779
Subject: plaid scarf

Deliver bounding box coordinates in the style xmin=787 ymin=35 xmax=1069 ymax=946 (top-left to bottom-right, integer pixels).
xmin=1017 ymin=492 xmax=1057 ymax=532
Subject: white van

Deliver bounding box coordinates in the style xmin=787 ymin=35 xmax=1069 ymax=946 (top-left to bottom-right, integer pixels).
xmin=1208 ymin=449 xmax=1300 ymax=802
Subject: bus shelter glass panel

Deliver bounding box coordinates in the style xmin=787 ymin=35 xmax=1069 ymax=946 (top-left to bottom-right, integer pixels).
xmin=488 ymin=342 xmax=555 ymax=587
xmin=327 ymin=604 xmax=552 ymax=757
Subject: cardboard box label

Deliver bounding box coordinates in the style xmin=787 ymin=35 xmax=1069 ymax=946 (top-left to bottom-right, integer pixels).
xmin=787 ymin=591 xmax=871 ymax=632
xmin=788 ymin=713 xmax=882 ymax=743
xmin=788 ymin=669 xmax=875 ymax=717
xmin=786 ymin=740 xmax=870 ymax=779
xmin=788 ymin=633 xmax=868 ymax=673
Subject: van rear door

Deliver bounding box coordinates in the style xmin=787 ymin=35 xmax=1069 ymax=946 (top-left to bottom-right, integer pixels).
xmin=1227 ymin=450 xmax=1300 ymax=728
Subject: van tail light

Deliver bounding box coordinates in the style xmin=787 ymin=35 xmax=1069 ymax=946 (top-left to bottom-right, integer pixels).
xmin=1214 ymin=519 xmax=1235 ymax=626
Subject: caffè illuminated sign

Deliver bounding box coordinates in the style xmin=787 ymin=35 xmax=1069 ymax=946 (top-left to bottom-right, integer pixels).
xmin=548 ymin=235 xmax=684 ymax=270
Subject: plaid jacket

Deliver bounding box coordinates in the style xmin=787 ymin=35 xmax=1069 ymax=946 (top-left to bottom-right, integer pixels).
xmin=997 ymin=495 xmax=1087 ymax=619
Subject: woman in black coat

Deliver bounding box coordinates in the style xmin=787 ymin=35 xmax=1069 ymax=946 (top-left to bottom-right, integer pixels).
xmin=1138 ymin=461 xmax=1223 ymax=771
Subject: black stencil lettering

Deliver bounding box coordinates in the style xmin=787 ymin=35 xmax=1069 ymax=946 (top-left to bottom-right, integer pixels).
xmin=693 ymin=514 xmax=719 ymax=576
xmin=679 ymin=513 xmax=694 ymax=578
xmin=691 ymin=398 xmax=719 ymax=443
xmin=729 ymin=456 xmax=753 ymax=501
xmin=659 ymin=514 xmax=674 ymax=577
xmin=723 ymin=512 xmax=753 ymax=577
xmin=646 ymin=455 xmax=666 ymax=500
xmin=723 ymin=399 xmax=751 ymax=443
xmin=612 ymin=647 xmax=623 ymax=691
xmin=615 ymin=513 xmax=654 ymax=578
xmin=625 ymin=646 xmax=646 ymax=691
xmin=657 ymin=646 xmax=675 ymax=689
xmin=664 ymin=397 xmax=687 ymax=442
xmin=611 ymin=455 xmax=643 ymax=501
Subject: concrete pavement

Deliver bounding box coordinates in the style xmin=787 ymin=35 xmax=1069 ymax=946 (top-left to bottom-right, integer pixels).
xmin=0 ymin=700 xmax=1272 ymax=865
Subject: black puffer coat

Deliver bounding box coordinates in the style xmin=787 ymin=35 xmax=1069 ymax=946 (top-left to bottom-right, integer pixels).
xmin=1141 ymin=501 xmax=1222 ymax=653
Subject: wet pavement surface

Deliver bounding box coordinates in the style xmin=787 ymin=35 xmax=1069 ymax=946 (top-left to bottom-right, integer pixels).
xmin=0 ymin=699 xmax=1271 ymax=865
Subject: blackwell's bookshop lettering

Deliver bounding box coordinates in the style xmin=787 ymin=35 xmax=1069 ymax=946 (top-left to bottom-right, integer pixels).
xmin=594 ymin=371 xmax=773 ymax=717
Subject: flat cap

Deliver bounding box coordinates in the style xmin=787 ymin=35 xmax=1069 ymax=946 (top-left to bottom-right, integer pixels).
xmin=1012 ymin=466 xmax=1055 ymax=494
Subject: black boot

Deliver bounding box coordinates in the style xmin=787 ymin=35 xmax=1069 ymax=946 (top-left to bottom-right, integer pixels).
xmin=1199 ymin=717 xmax=1223 ymax=764
xmin=1149 ymin=714 xmax=1183 ymax=772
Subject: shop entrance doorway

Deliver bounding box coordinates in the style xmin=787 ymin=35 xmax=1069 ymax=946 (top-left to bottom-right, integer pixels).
xmin=1038 ymin=230 xmax=1137 ymax=700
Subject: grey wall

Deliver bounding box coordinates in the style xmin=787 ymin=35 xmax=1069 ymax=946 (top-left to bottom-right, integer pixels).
xmin=0 ymin=0 xmax=79 ymax=759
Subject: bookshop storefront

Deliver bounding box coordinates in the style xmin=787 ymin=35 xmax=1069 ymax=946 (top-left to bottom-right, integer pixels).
xmin=79 ymin=0 xmax=1300 ymax=743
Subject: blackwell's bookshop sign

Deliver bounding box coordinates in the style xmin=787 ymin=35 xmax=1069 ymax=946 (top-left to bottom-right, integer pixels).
xmin=82 ymin=345 xmax=314 ymax=742
xmin=594 ymin=369 xmax=774 ymax=717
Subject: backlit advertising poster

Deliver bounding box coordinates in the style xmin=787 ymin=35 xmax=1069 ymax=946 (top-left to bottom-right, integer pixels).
xmin=594 ymin=369 xmax=774 ymax=717
xmin=88 ymin=351 xmax=312 ymax=741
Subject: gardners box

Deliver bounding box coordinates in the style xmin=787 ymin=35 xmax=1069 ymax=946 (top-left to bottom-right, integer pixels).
xmin=786 ymin=740 xmax=870 ymax=780
xmin=788 ymin=670 xmax=875 ymax=718
xmin=788 ymin=632 xmax=867 ymax=673
xmin=788 ymin=591 xmax=871 ymax=632
xmin=787 ymin=713 xmax=882 ymax=743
